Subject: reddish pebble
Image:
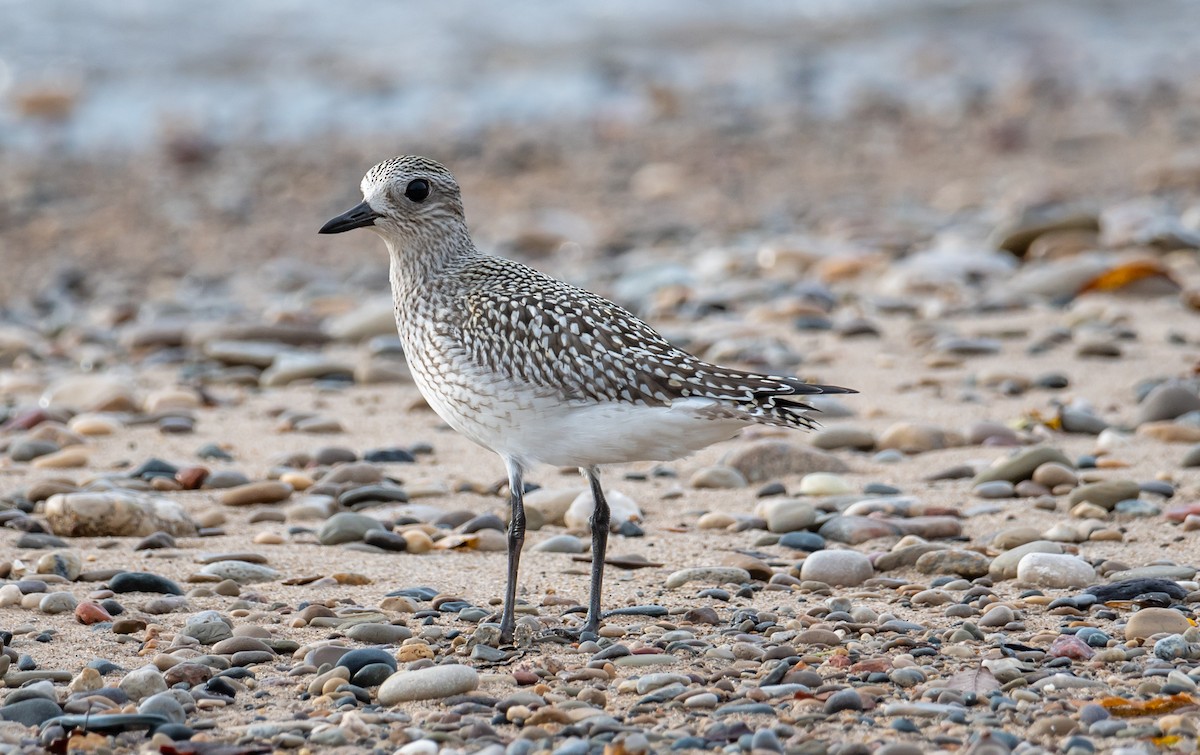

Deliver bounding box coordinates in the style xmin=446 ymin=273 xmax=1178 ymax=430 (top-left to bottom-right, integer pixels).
xmin=1048 ymin=634 xmax=1094 ymax=660
xmin=75 ymin=601 xmax=113 ymax=625
xmin=513 ymin=670 xmax=538 ymax=686
xmin=176 ymin=465 xmax=210 ymax=490
xmin=1164 ymin=503 xmax=1200 ymax=522
xmin=2 ymin=408 xmax=49 ymax=431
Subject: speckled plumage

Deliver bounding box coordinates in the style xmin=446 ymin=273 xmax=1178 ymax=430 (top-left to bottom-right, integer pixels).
xmin=321 ymin=155 xmax=855 ymax=642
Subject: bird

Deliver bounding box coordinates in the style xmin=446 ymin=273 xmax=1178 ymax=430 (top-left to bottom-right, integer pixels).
xmin=319 ymin=155 xmax=855 ymax=644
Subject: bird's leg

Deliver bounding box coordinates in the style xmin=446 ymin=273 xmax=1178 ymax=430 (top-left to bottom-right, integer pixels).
xmin=582 ymin=466 xmax=610 ymax=637
xmin=498 ymin=459 xmax=525 ymax=645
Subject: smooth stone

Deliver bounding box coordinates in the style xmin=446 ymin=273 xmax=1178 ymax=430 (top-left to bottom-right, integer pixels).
xmin=35 ymin=550 xmax=82 ymax=580
xmin=260 ymin=353 xmax=354 ymax=387
xmin=915 ymin=549 xmax=991 ymax=578
xmin=137 ymin=691 xmax=186 ymax=724
xmin=1182 ymin=445 xmax=1200 ymax=468
xmin=823 ymin=688 xmax=864 ymax=713
xmin=30 ymin=447 xmax=89 ymax=469
xmin=337 ymin=648 xmax=397 ymax=676
xmin=9 ymin=439 xmax=60 ymax=462
xmin=15 ymin=532 xmax=68 ymax=549
xmin=722 ymin=440 xmax=848 ymax=483
xmin=1137 ymin=382 xmax=1200 ymax=424
xmin=811 ymin=426 xmax=876 ymax=451
xmin=198 ymin=561 xmax=279 ymax=584
xmin=41 ymin=374 xmax=137 ymax=412
xmin=877 ymin=422 xmax=958 ymax=454
xmin=38 ymin=591 xmax=78 ymax=614
xmin=110 ymin=572 xmax=184 ymax=595
xmin=203 ymin=470 xmax=251 ymax=489
xmin=1032 ymin=462 xmax=1077 ymax=488
xmin=1125 ymin=608 xmax=1192 ymax=641
xmin=763 ymin=499 xmax=817 ymax=533
xmin=973 ymin=446 xmax=1073 ymax=484
xmin=973 ymin=480 xmax=1016 ymax=499
xmin=664 ymin=567 xmax=751 ymax=589
xmin=377 ymin=664 xmax=478 ymax=704
xmin=818 ymin=515 xmax=901 ymax=544
xmin=0 ymin=698 xmax=62 ymax=727
xmin=522 ymin=488 xmax=584 ymax=527
xmin=532 ymin=534 xmax=584 ymax=553
xmin=798 ymin=472 xmax=853 ymax=496
xmin=362 ymin=529 xmax=408 ymax=551
xmin=1068 ymin=480 xmax=1140 ymax=511
xmin=989 ymin=541 xmax=1064 ymax=580
xmin=318 ymin=512 xmax=387 ymax=545
xmin=688 ymin=465 xmax=747 ymax=489
xmin=44 ymin=491 xmax=197 ymax=537
xmin=118 ymin=665 xmax=168 ymax=702
xmin=799 ymin=550 xmax=874 ymax=586
xmin=564 ymin=489 xmax=640 ymax=533
xmin=1139 ymin=421 xmax=1200 ymax=443
xmin=219 ymin=481 xmax=293 ymax=506
xmin=345 ymin=623 xmax=413 ymax=644
xmin=1016 ymin=553 xmax=1096 ymax=588
xmin=778 ymin=531 xmax=825 ymax=551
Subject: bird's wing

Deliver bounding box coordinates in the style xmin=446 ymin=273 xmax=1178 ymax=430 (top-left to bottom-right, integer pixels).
xmin=451 ymin=259 xmax=853 ymax=427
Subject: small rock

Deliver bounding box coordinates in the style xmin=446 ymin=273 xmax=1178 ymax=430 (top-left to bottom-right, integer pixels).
xmin=688 ymin=465 xmax=747 ymax=489
xmin=762 ymin=499 xmax=817 ymax=533
xmin=722 ymin=440 xmax=848 ymax=483
xmin=1136 ymin=382 xmax=1200 ymax=425
xmin=564 ymin=489 xmax=640 ymax=533
xmin=974 ymin=446 xmax=1074 ymax=484
xmin=799 ymin=549 xmax=874 ymax=586
xmin=798 ymin=472 xmax=853 ymax=496
xmin=664 ymin=567 xmax=751 ymax=589
xmin=877 ymin=422 xmax=958 ymax=454
xmin=219 ymin=481 xmax=293 ymax=506
xmin=1125 ymin=607 xmax=1192 ymax=641
xmin=118 ymin=665 xmax=168 ymax=702
xmin=1016 ymin=553 xmax=1095 ymax=588
xmin=318 ymin=512 xmax=387 ymax=545
xmin=377 ymin=664 xmax=479 ymax=704
xmin=198 ymin=561 xmax=280 ymax=584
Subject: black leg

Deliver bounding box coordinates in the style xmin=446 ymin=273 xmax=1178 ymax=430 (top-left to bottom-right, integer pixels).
xmin=582 ymin=466 xmax=610 ymax=636
xmin=498 ymin=459 xmax=525 ymax=644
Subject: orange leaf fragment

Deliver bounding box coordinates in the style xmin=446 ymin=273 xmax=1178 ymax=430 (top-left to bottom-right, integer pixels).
xmin=1098 ymin=693 xmax=1199 ymax=717
xmin=1077 ymin=260 xmax=1176 ymax=295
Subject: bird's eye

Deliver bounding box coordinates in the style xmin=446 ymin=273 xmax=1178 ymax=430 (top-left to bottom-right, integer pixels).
xmin=404 ymin=179 xmax=430 ymax=202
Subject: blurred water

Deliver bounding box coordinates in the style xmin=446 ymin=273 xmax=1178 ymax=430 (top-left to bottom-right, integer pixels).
xmin=0 ymin=0 xmax=1195 ymax=152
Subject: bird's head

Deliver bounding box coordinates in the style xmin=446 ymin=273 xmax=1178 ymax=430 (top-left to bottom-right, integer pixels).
xmin=319 ymin=156 xmax=467 ymax=249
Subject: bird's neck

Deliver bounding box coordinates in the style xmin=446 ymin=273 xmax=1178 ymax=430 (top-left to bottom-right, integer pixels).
xmin=383 ymin=226 xmax=475 ymax=310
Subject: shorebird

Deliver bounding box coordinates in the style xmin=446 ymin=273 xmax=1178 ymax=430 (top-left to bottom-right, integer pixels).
xmin=320 ymin=155 xmax=854 ymax=643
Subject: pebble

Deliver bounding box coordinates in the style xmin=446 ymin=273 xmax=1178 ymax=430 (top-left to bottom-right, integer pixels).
xmin=1067 ymin=480 xmax=1140 ymax=510
xmin=44 ymin=491 xmax=197 ymax=537
xmin=811 ymin=426 xmax=876 ymax=451
xmin=762 ymin=499 xmax=817 ymax=533
xmin=722 ymin=440 xmax=848 ymax=482
xmin=219 ymin=481 xmax=293 ymax=506
xmin=1016 ymin=553 xmax=1096 ymax=587
xmin=564 ymin=488 xmax=640 ymax=533
xmin=377 ymin=664 xmax=478 ymax=704
xmin=532 ymin=534 xmax=584 ymax=553
xmin=118 ymin=665 xmax=168 ymax=702
xmin=973 ymin=480 xmax=1015 ymax=499
xmin=877 ymin=422 xmax=958 ymax=453
xmin=974 ymin=446 xmax=1073 ymax=484
xmin=799 ymin=549 xmax=874 ymax=586
xmin=318 ymin=511 xmax=387 ymax=544
xmin=1125 ymin=608 xmax=1192 ymax=640
xmin=798 ymin=472 xmax=852 ymax=496
xmin=687 ymin=465 xmax=747 ymax=489
xmin=664 ymin=566 xmax=751 ymax=589
xmin=110 ymin=572 xmax=184 ymax=595
xmin=198 ymin=561 xmax=280 ymax=584
xmin=1136 ymin=382 xmax=1200 ymax=424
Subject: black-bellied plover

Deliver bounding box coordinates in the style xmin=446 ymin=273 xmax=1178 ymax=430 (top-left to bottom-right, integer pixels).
xmin=320 ymin=155 xmax=855 ymax=644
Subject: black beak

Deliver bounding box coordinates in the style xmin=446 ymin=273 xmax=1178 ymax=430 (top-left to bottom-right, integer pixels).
xmin=319 ymin=201 xmax=380 ymax=234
